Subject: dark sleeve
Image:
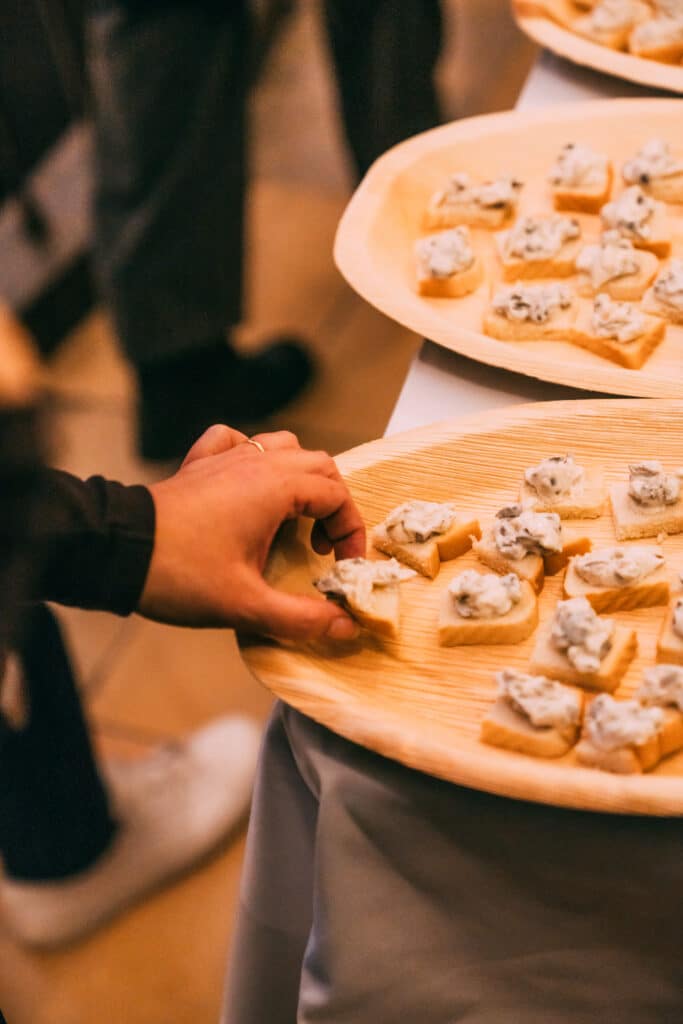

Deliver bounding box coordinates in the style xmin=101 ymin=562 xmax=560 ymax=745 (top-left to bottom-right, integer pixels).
xmin=32 ymin=470 xmax=156 ymax=616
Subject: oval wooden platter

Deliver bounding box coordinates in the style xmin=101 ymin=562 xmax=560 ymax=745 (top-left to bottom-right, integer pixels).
xmin=242 ymin=399 xmax=683 ymax=816
xmin=333 ymin=99 xmax=683 ymax=399
xmin=512 ymin=2 xmax=683 ymax=94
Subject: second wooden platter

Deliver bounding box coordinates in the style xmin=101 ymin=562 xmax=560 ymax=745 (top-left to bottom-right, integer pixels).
xmin=242 ymin=399 xmax=683 ymax=817
xmin=334 ymin=99 xmax=683 ymax=399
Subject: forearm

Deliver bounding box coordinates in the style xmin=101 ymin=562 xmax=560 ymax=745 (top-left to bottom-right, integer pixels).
xmin=33 ymin=470 xmax=155 ymax=615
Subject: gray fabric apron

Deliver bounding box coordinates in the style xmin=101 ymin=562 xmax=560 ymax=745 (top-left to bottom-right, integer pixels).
xmin=223 ymin=703 xmax=682 ymax=1024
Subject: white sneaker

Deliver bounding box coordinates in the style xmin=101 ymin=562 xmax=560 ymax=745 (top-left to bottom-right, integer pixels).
xmin=0 ymin=715 xmax=261 ymax=948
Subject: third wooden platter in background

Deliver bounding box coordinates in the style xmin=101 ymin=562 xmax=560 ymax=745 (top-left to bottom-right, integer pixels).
xmin=512 ymin=0 xmax=683 ymax=94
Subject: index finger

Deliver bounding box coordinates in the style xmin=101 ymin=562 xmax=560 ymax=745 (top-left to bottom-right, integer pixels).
xmin=289 ymin=473 xmax=366 ymax=561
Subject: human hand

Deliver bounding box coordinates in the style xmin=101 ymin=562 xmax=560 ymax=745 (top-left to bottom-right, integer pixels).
xmin=139 ymin=425 xmax=366 ymax=641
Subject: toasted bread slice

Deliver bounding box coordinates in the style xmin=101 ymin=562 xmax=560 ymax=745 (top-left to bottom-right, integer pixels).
xmin=573 ymin=21 xmax=630 ymax=50
xmin=601 ymin=201 xmax=671 ymax=258
xmin=472 ymin=525 xmax=590 ymax=593
xmin=629 ymin=20 xmax=683 ymax=63
xmin=373 ymin=515 xmax=481 ymax=580
xmin=571 ymin=304 xmax=666 ymax=369
xmin=543 ymin=534 xmax=593 ymax=576
xmin=643 ymin=288 xmax=683 ymax=325
xmin=438 ymin=578 xmax=538 ymax=646
xmin=513 ymin=0 xmax=577 ymax=27
xmin=563 ymin=553 xmax=670 ymax=612
xmin=341 ymin=587 xmax=401 ymax=640
xmin=629 ymin=205 xmax=671 ymax=258
xmin=573 ymin=3 xmax=650 ymax=51
xmin=423 ymin=199 xmax=512 ymax=232
xmin=575 ymin=734 xmax=660 ymax=773
xmin=575 ymin=248 xmax=659 ymax=301
xmin=483 ymin=298 xmax=578 ymax=342
xmin=609 ymin=482 xmax=683 ymax=540
xmin=656 ymin=599 xmax=683 ymax=665
xmin=552 ymin=163 xmax=613 ymax=214
xmin=576 ymin=693 xmax=662 ymax=772
xmin=639 ymin=171 xmax=683 ymax=204
xmin=481 ymin=693 xmax=583 ymax=758
xmin=496 ymin=236 xmax=581 ymax=281
xmin=519 ymin=467 xmax=605 ymax=518
xmin=658 ymin=707 xmax=683 ymax=758
xmin=529 ymin=621 xmax=637 ymax=691
xmin=643 ymin=266 xmax=683 ymax=324
xmin=472 ymin=526 xmax=544 ymax=591
xmin=417 ymin=256 xmax=485 ymax=299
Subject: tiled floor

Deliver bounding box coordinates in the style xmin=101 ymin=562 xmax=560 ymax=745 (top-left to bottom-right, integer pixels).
xmin=0 ymin=3 xmax=534 ymax=1022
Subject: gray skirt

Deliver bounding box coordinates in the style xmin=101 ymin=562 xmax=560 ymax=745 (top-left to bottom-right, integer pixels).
xmin=224 ymin=703 xmax=682 ymax=1024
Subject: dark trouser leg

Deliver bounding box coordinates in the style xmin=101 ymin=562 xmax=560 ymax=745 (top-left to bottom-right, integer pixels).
xmin=222 ymin=706 xmax=317 ymax=1024
xmin=322 ymin=0 xmax=443 ymax=179
xmin=86 ymin=0 xmax=250 ymax=366
xmin=0 ymin=604 xmax=116 ymax=881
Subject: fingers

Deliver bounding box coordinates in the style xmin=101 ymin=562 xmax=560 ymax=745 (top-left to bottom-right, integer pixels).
xmin=246 ymin=577 xmax=359 ymax=642
xmin=182 ymin=424 xmax=248 ymax=466
xmin=288 ymin=473 xmax=366 ymax=560
xmin=249 ymin=430 xmax=300 ymax=452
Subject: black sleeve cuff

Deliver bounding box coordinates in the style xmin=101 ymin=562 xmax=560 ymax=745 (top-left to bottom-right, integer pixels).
xmin=35 ymin=471 xmax=156 ymax=616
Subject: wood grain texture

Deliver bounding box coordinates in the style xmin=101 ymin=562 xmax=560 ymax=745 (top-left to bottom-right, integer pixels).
xmin=241 ymin=399 xmax=683 ymax=816
xmin=512 ymin=1 xmax=683 ymax=93
xmin=334 ymin=99 xmax=683 ymax=399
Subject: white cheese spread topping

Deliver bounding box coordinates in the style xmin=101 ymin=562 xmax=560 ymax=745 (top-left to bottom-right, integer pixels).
xmin=493 ymin=504 xmax=562 ymax=560
xmin=652 ymin=260 xmax=683 ymax=313
xmin=551 ymin=596 xmax=614 ymax=674
xmin=636 ymin=663 xmax=683 ymax=711
xmin=655 ymin=0 xmax=683 ymax=17
xmin=381 ymin=500 xmax=457 ymax=545
xmin=314 ymin=557 xmax=416 ymax=612
xmin=590 ymin=293 xmax=645 ymax=343
xmin=502 ymin=216 xmax=580 ymax=262
xmin=433 ymin=172 xmax=523 ymax=212
xmin=627 ymin=461 xmax=681 ymax=508
xmin=415 ymin=227 xmax=475 ymax=280
xmin=584 ymin=693 xmax=663 ymax=752
xmin=600 ymin=186 xmax=657 ymax=242
xmin=574 ymin=545 xmax=664 ymax=587
xmin=497 ymin=669 xmax=580 ymax=730
xmin=582 ymin=0 xmax=643 ymax=31
xmin=623 ymin=138 xmax=683 ymax=185
xmin=448 ymin=570 xmax=521 ymax=619
xmin=575 ymin=231 xmax=639 ymax=289
xmin=631 ymin=16 xmax=683 ymax=48
xmin=524 ymin=454 xmax=585 ymax=503
xmin=549 ymin=142 xmax=608 ymax=188
xmin=674 ymin=597 xmax=683 ymax=639
xmin=492 ymin=283 xmax=572 ymax=324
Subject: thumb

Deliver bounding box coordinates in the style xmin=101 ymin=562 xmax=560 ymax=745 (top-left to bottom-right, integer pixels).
xmin=247 ymin=579 xmax=360 ymax=643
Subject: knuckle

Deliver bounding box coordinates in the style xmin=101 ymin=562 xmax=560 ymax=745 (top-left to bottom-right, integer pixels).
xmin=204 ymin=423 xmax=232 ymax=441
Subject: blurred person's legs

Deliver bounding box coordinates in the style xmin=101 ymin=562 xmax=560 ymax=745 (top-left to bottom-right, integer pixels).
xmin=0 ymin=603 xmax=260 ymax=948
xmin=86 ymin=0 xmax=312 ymax=462
xmin=323 ymin=0 xmax=443 ymax=179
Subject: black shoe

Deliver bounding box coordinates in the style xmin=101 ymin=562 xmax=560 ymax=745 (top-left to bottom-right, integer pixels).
xmin=138 ymin=337 xmax=314 ymax=462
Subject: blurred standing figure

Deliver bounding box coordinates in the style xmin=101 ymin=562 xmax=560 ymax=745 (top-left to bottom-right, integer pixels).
xmin=86 ymin=0 xmax=442 ymax=461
